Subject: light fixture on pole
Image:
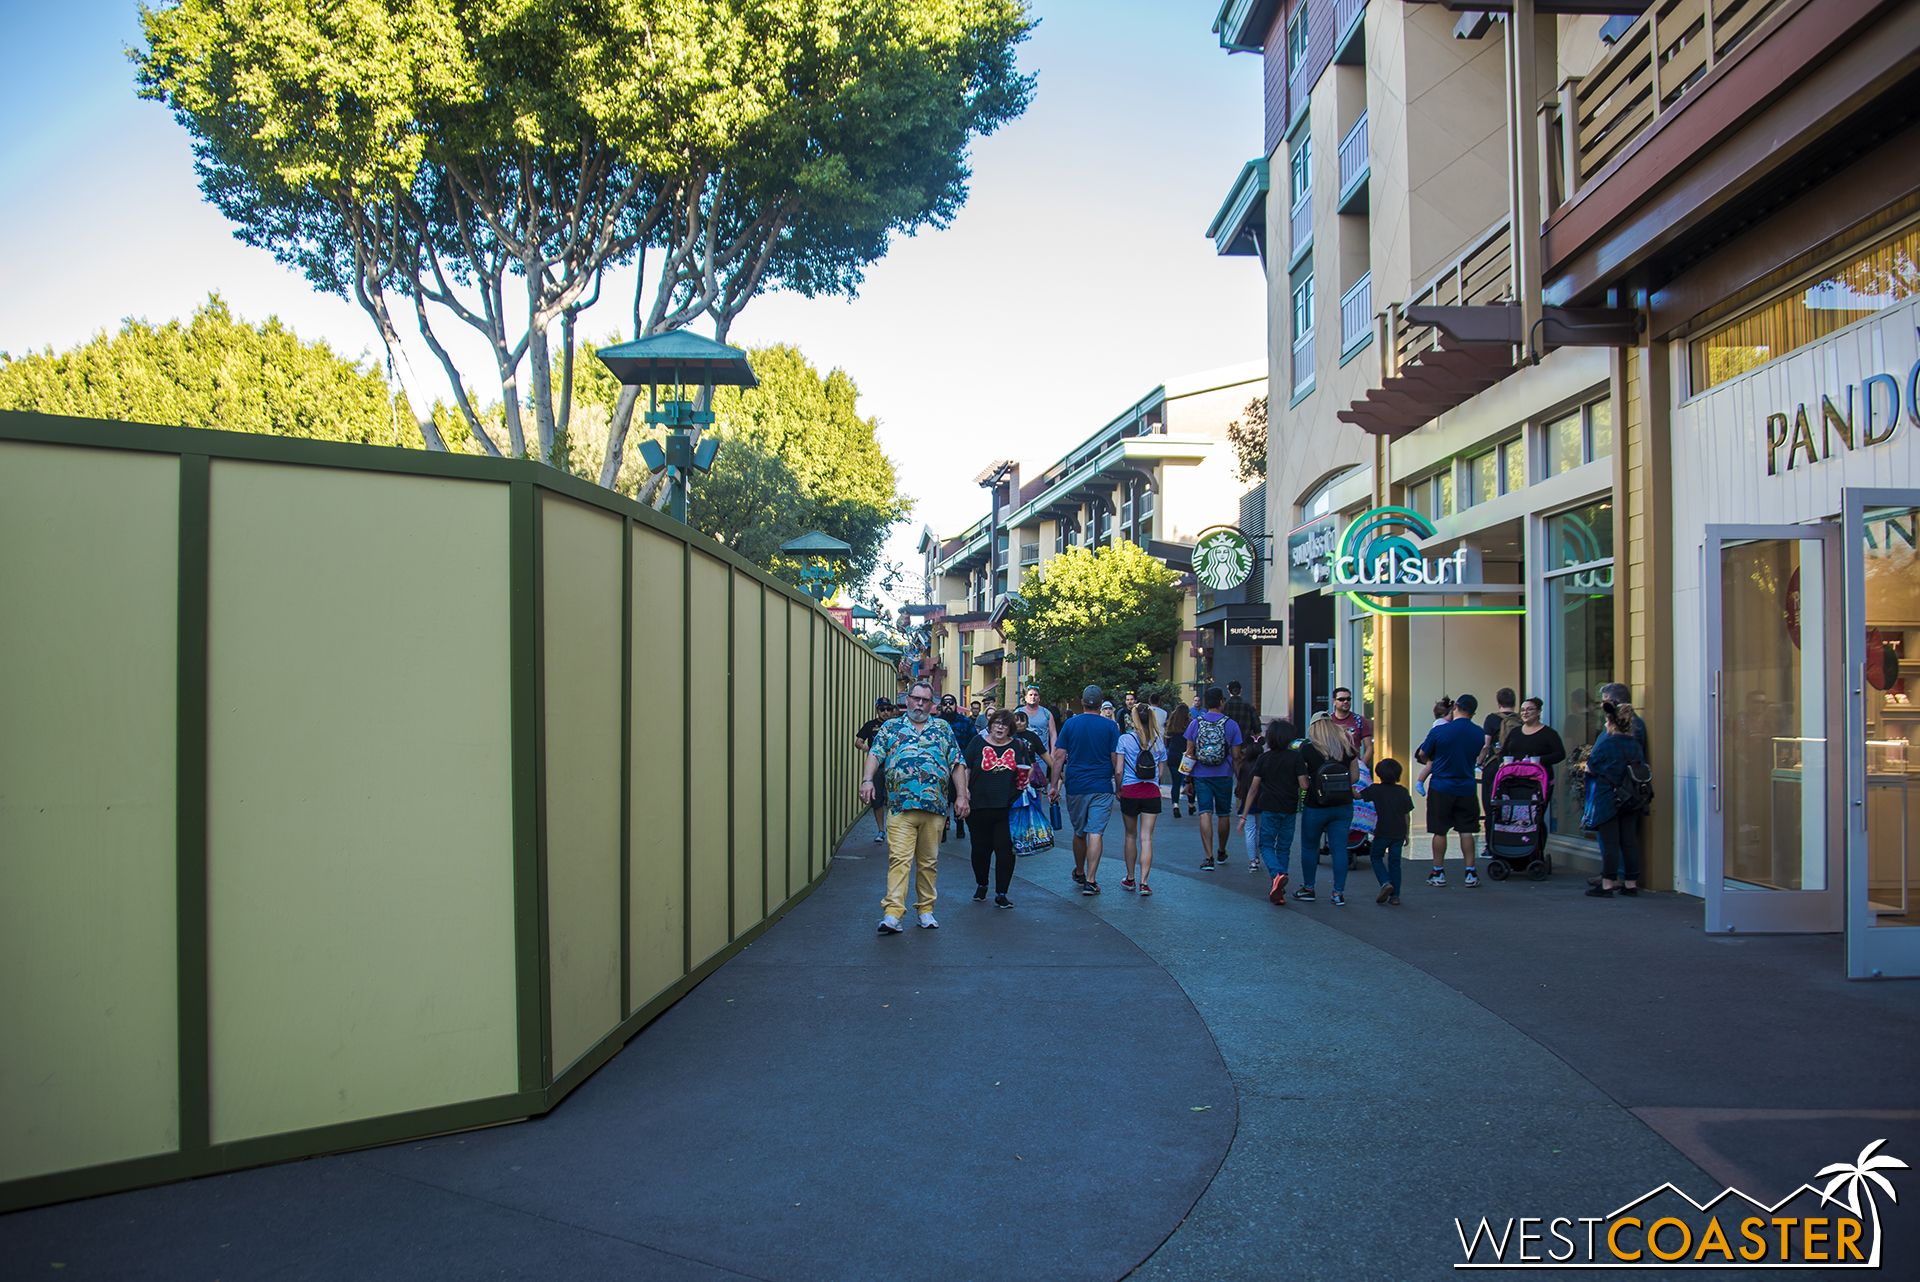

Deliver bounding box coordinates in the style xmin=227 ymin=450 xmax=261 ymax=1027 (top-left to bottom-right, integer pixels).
xmin=596 ymin=331 xmax=758 ymax=523
xmin=779 ymin=530 xmax=854 ymax=601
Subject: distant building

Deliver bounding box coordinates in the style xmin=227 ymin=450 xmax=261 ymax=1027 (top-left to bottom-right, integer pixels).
xmin=922 ymin=362 xmax=1269 ymax=708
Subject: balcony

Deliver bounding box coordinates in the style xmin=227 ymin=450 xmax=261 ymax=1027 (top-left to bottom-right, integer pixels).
xmin=1334 ymin=0 xmax=1367 ymax=64
xmin=1393 ymin=216 xmax=1514 ymax=370
xmin=1018 ymin=541 xmax=1039 ymax=565
xmin=1571 ymin=0 xmax=1782 ymax=189
xmin=1340 ymin=273 xmax=1373 ymax=358
xmin=1289 ymin=194 xmax=1313 ymax=267
xmin=1336 ymin=112 xmax=1369 ymax=214
xmin=1291 ymin=329 xmax=1316 ymax=397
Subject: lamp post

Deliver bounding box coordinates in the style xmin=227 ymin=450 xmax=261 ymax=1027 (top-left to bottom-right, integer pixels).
xmin=779 ymin=530 xmax=853 ymax=601
xmin=596 ymin=331 xmax=758 ymax=524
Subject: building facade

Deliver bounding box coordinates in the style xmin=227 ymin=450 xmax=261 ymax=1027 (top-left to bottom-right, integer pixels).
xmin=1212 ymin=0 xmax=1920 ymax=975
xmin=921 ymin=363 xmax=1269 ymax=709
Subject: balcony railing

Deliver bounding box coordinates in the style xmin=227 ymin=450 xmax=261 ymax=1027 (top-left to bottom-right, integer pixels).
xmin=1292 ymin=329 xmax=1316 ymax=396
xmin=1340 ymin=273 xmax=1373 ymax=356
xmin=1290 ymin=194 xmax=1314 ymax=264
xmin=1393 ymin=216 xmax=1513 ymax=370
xmin=1335 ymin=0 xmax=1367 ymax=48
xmin=1018 ymin=542 xmax=1039 ymax=565
xmin=1573 ymin=0 xmax=1786 ymax=187
xmin=1337 ymin=112 xmax=1369 ymax=213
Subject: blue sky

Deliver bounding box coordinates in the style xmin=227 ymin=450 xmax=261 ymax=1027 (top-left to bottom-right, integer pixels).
xmin=0 ymin=1 xmax=1267 ymax=588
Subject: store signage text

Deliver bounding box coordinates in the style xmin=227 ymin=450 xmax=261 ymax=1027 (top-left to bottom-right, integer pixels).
xmin=1764 ymin=361 xmax=1919 ymax=475
xmin=1288 ymin=517 xmax=1340 ymax=592
xmin=1225 ymin=619 xmax=1284 ymax=646
xmin=1337 ymin=507 xmax=1523 ymax=618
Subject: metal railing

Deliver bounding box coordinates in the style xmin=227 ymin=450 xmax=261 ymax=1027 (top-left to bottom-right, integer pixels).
xmin=1393 ymin=217 xmax=1514 ymax=370
xmin=1335 ymin=0 xmax=1367 ymax=46
xmin=1340 ymin=273 xmax=1373 ymax=356
xmin=1018 ymin=542 xmax=1039 ymax=565
xmin=1291 ymin=193 xmax=1314 ymax=262
xmin=1572 ymin=0 xmax=1787 ymax=187
xmin=1338 ymin=112 xmax=1369 ymax=205
xmin=1292 ymin=329 xmax=1316 ymax=395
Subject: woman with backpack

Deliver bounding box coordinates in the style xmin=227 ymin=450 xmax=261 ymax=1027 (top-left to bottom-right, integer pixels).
xmin=1294 ymin=715 xmax=1360 ymax=904
xmin=1117 ymin=704 xmax=1167 ymax=894
xmin=1582 ymin=698 xmax=1649 ymax=897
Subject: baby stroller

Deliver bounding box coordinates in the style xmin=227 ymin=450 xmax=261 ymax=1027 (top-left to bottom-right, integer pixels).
xmin=1484 ymin=759 xmax=1552 ymax=880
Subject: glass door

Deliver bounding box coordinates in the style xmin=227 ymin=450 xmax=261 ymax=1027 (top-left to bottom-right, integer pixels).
xmin=1304 ymin=641 xmax=1333 ymax=725
xmin=1844 ymin=491 xmax=1920 ymax=978
xmin=1704 ymin=525 xmax=1842 ymax=934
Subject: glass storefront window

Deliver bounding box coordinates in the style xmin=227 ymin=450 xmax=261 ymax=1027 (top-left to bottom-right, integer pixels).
xmin=1406 ymin=478 xmax=1428 ymax=519
xmin=1546 ymin=500 xmax=1616 ymax=842
xmin=1436 ymin=470 xmax=1455 ymax=517
xmin=1863 ymin=507 xmax=1920 ymax=925
xmin=1692 ymin=222 xmax=1920 ymax=393
xmin=1353 ymin=614 xmax=1376 ymax=729
xmin=1468 ymin=450 xmax=1497 ymax=507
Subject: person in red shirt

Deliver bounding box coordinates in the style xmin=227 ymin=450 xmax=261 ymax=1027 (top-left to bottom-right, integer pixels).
xmin=1329 ymin=687 xmax=1374 ymax=762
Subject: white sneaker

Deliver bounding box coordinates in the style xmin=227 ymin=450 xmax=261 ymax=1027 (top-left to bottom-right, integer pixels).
xmin=917 ymin=912 xmax=939 ymax=929
xmin=872 ymin=833 xmax=885 ymax=843
xmin=878 ymin=915 xmax=903 ymax=934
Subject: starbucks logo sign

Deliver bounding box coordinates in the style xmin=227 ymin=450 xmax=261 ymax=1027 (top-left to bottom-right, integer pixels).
xmin=1193 ymin=526 xmax=1255 ymax=592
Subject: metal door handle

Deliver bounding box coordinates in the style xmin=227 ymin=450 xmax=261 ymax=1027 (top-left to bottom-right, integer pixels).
xmin=1710 ymin=670 xmax=1721 ymax=812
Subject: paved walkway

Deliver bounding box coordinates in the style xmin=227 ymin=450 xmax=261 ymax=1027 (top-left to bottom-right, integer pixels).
xmin=4 ymin=804 xmax=1917 ymax=1279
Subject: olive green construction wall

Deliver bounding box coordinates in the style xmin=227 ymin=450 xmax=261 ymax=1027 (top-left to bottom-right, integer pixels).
xmin=0 ymin=411 xmax=890 ymax=1213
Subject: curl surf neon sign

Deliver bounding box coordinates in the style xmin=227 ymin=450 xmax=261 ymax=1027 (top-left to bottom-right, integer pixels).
xmin=1335 ymin=507 xmax=1524 ymax=617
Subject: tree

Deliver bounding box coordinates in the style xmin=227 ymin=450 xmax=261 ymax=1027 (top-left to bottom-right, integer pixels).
xmin=134 ymin=0 xmax=1035 ymax=476
xmin=0 ymin=294 xmax=418 ymax=445
xmin=1228 ymin=393 xmax=1267 ymax=483
xmin=1000 ymin=543 xmax=1184 ymax=709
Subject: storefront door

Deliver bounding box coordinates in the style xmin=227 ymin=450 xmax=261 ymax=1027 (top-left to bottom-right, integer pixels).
xmin=1704 ymin=525 xmax=1843 ymax=934
xmin=1303 ymin=642 xmax=1333 ymax=725
xmin=1844 ymin=491 xmax=1920 ymax=978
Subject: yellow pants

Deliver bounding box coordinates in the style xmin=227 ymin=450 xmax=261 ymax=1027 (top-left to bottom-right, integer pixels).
xmin=883 ymin=809 xmax=943 ymax=917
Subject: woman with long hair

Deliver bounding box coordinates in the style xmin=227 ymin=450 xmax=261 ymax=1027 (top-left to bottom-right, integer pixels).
xmin=962 ymin=709 xmax=1035 ymax=908
xmin=1295 ymin=715 xmax=1360 ymax=904
xmin=1165 ymin=698 xmax=1193 ymax=817
xmin=1117 ymin=704 xmax=1166 ymax=894
xmin=1582 ymin=698 xmax=1647 ymax=897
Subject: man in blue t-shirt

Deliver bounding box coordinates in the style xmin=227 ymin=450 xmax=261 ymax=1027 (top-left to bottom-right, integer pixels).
xmin=1416 ymin=692 xmax=1485 ymax=887
xmin=1049 ymin=684 xmax=1122 ymax=895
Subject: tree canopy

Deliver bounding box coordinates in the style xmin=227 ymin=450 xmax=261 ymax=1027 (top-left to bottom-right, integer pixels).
xmin=1228 ymin=393 xmax=1267 ymax=483
xmin=0 ymin=294 xmax=417 ymax=445
xmin=1000 ymin=542 xmax=1185 ymax=708
xmin=133 ymin=0 xmax=1035 ymax=476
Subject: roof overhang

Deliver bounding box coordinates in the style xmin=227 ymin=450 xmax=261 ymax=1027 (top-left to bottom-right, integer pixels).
xmin=1207 ymin=160 xmax=1270 ymax=259
xmin=1007 ymin=438 xmax=1213 ymax=529
xmin=1213 ymin=0 xmax=1284 ymax=51
xmin=1402 ymin=0 xmax=1650 ymax=14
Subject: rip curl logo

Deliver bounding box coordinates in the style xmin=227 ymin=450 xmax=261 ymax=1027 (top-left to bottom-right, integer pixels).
xmin=1453 ymin=1140 xmax=1907 ymax=1268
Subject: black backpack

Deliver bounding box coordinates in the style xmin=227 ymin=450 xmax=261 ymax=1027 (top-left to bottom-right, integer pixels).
xmin=1313 ymin=753 xmax=1351 ymax=802
xmin=1129 ymin=734 xmax=1157 ymax=782
xmin=1612 ymin=758 xmax=1655 ymax=813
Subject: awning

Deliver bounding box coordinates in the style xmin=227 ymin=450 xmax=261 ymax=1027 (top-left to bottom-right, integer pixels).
xmin=973 ymin=649 xmax=1004 ymax=667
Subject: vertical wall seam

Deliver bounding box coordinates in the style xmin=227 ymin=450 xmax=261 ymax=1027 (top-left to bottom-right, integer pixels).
xmin=726 ymin=569 xmax=737 ymax=940
xmin=531 ymin=488 xmax=553 ymax=1086
xmin=175 ymin=453 xmax=211 ymax=1153
xmin=620 ymin=516 xmax=633 ymax=1018
xmin=681 ymin=541 xmax=693 ymax=978
xmin=761 ymin=589 xmax=770 ymax=920
xmin=509 ymin=481 xmax=544 ymax=1094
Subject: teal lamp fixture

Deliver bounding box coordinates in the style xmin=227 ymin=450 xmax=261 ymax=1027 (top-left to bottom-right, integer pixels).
xmin=596 ymin=331 xmax=758 ymax=523
xmin=848 ymin=604 xmax=880 ymax=636
xmin=779 ymin=530 xmax=853 ymax=601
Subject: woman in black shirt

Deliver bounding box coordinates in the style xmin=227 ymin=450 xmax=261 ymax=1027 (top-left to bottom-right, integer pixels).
xmin=964 ymin=710 xmax=1035 ymax=907
xmin=1498 ymin=696 xmax=1567 ymax=794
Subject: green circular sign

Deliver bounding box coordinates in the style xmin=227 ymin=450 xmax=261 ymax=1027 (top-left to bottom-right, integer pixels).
xmin=1193 ymin=526 xmax=1255 ymax=592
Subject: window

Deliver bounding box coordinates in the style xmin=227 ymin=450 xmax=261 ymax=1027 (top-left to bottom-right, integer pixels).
xmin=1287 ymin=5 xmax=1309 ymax=72
xmin=1292 ymin=273 xmax=1316 ymax=340
xmin=1543 ymin=500 xmax=1615 ymax=844
xmin=1406 ymin=478 xmax=1428 ymax=519
xmin=1545 ymin=398 xmax=1612 ymax=476
xmin=1467 ymin=450 xmax=1497 ymax=507
xmin=1500 ymin=437 xmax=1525 ymax=494
xmin=1435 ymin=469 xmax=1455 ymax=518
xmin=1289 ymin=134 xmax=1312 ymax=209
xmin=1692 ymin=221 xmax=1920 ymax=393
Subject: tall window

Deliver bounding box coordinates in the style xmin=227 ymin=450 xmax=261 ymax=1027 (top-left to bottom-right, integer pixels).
xmin=1544 ymin=500 xmax=1615 ymax=844
xmin=1289 ymin=134 xmax=1312 ymax=209
xmin=1292 ymin=272 xmax=1315 ymax=340
xmin=1287 ymin=5 xmax=1309 ymax=72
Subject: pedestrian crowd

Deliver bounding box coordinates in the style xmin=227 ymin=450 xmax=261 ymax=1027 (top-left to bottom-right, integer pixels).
xmin=856 ymin=675 xmax=1652 ymax=932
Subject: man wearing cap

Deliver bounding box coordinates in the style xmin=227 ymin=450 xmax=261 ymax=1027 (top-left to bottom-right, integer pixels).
xmin=856 ymin=697 xmax=899 ymax=843
xmin=1049 ymin=685 xmax=1123 ymax=895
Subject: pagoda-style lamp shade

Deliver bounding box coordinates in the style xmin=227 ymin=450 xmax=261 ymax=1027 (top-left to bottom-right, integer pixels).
xmin=594 ymin=331 xmax=760 ymax=390
xmin=595 ymin=331 xmax=757 ymax=524
xmin=780 ymin=530 xmax=853 ymax=602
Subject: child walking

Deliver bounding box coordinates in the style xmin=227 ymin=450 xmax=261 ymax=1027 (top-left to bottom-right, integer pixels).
xmin=1361 ymin=758 xmax=1416 ymax=904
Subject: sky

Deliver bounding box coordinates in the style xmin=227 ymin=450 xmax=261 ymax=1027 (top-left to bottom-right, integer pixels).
xmin=0 ymin=1 xmax=1268 ymax=605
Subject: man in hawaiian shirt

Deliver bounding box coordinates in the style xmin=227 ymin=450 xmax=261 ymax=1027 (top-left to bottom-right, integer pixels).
xmin=861 ymin=680 xmax=969 ymax=934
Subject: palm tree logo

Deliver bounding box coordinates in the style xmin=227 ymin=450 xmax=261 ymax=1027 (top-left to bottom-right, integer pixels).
xmin=1816 ymin=1138 xmax=1908 ymax=1267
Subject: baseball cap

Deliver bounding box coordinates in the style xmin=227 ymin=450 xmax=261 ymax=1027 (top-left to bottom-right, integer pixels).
xmin=875 ymin=697 xmax=892 ymax=709
xmin=1082 ymin=684 xmax=1103 ymax=707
